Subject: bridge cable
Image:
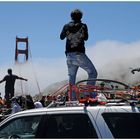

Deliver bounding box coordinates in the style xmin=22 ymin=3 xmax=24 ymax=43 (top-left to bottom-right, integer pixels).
xmin=28 ymin=44 xmax=42 ymax=95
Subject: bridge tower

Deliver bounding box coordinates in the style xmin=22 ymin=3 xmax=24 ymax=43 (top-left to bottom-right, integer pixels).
xmin=15 ymin=36 xmax=29 ymax=63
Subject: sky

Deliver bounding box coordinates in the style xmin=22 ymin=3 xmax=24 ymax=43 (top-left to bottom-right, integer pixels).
xmin=0 ymin=1 xmax=140 ymax=97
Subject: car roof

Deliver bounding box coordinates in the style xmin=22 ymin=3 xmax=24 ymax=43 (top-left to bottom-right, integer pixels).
xmin=9 ymin=104 xmax=140 ymax=117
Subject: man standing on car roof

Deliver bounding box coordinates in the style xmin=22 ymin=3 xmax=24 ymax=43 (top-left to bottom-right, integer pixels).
xmin=60 ymin=9 xmax=98 ymax=101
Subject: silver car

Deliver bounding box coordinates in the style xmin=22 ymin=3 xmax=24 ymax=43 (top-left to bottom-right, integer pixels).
xmin=0 ymin=104 xmax=140 ymax=138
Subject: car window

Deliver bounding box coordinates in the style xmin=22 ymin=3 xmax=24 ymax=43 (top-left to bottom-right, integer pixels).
xmin=0 ymin=115 xmax=42 ymax=139
xmin=102 ymin=112 xmax=140 ymax=138
xmin=36 ymin=113 xmax=98 ymax=138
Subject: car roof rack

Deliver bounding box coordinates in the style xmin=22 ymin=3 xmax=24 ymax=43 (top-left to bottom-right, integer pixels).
xmin=106 ymin=99 xmax=139 ymax=106
xmin=47 ymin=98 xmax=140 ymax=108
xmin=47 ymin=101 xmax=84 ymax=108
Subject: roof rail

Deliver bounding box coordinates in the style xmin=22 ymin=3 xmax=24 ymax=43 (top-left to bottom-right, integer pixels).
xmin=47 ymin=98 xmax=140 ymax=108
xmin=47 ymin=101 xmax=84 ymax=108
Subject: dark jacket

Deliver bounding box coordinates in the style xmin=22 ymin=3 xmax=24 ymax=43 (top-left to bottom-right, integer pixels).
xmin=60 ymin=21 xmax=88 ymax=55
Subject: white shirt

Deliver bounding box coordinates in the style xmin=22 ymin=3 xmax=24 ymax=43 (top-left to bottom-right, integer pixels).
xmin=34 ymin=101 xmax=43 ymax=108
xmin=11 ymin=101 xmax=22 ymax=114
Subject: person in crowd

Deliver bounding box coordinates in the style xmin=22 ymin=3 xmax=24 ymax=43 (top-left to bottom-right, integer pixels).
xmin=40 ymin=96 xmax=46 ymax=107
xmin=25 ymin=95 xmax=35 ymax=109
xmin=11 ymin=97 xmax=22 ymax=114
xmin=45 ymin=95 xmax=52 ymax=106
xmin=0 ymin=97 xmax=4 ymax=108
xmin=34 ymin=101 xmax=43 ymax=108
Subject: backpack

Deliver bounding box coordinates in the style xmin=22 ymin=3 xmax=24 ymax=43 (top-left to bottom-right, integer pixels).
xmin=67 ymin=24 xmax=84 ymax=48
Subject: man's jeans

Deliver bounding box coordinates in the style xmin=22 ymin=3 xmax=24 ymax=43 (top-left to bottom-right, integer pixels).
xmin=67 ymin=52 xmax=98 ymax=100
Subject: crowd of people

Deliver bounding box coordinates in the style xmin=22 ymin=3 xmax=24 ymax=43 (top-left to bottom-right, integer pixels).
xmin=0 ymin=92 xmax=69 ymax=117
xmin=0 ymin=67 xmax=70 ymax=118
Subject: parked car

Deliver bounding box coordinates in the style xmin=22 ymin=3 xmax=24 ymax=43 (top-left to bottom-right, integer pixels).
xmin=0 ymin=79 xmax=140 ymax=139
xmin=0 ymin=101 xmax=140 ymax=139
